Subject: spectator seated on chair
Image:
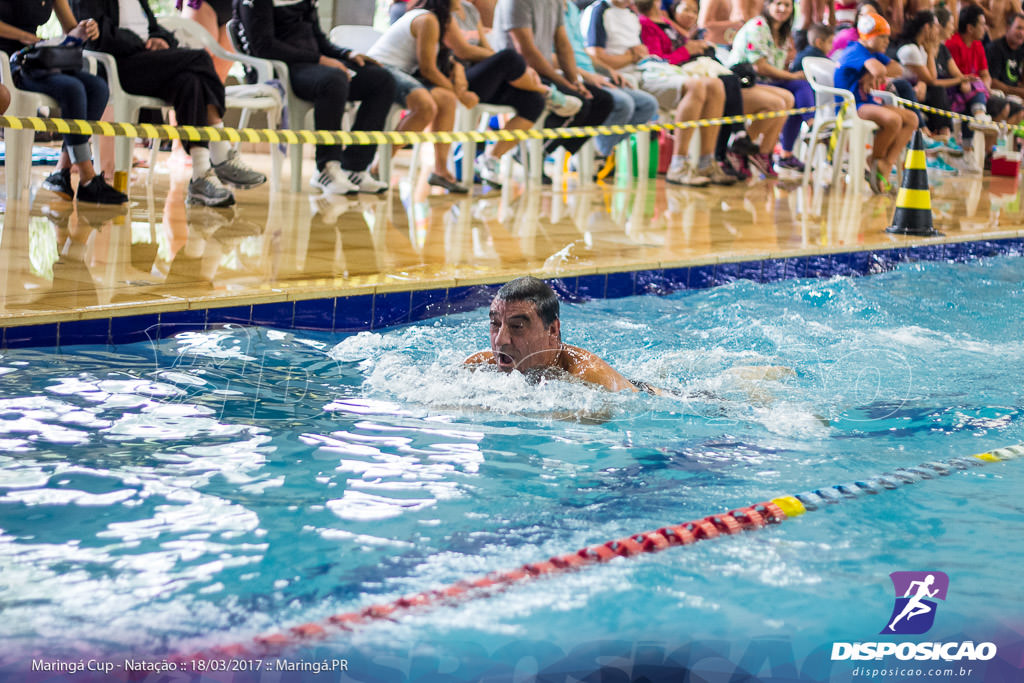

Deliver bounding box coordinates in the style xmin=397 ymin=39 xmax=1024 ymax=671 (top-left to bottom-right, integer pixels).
xmin=0 ymin=0 xmax=125 ymax=204
xmin=0 ymin=83 xmax=9 ymax=114
xmin=368 ymin=0 xmax=480 ymax=193
xmin=447 ymin=0 xmax=548 ymax=187
xmin=727 ymin=0 xmax=815 ymax=176
xmin=237 ymin=0 xmax=395 ymax=195
xmin=581 ymin=0 xmax=727 ymax=186
xmin=834 ymin=10 xmax=918 ymax=194
xmin=893 ymin=10 xmax=963 ymax=171
xmin=634 ymin=0 xmax=742 ymax=184
xmin=668 ymin=0 xmax=789 ymax=181
xmin=986 ymin=13 xmax=1024 ymax=105
xmin=945 ymin=5 xmax=1022 ymax=126
xmin=489 ymin=0 xmax=615 ymax=184
xmin=563 ymin=0 xmax=660 ymax=181
xmin=71 ymin=0 xmax=266 ymax=207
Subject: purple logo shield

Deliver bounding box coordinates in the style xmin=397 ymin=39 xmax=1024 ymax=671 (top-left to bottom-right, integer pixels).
xmin=881 ymin=571 xmax=949 ymax=635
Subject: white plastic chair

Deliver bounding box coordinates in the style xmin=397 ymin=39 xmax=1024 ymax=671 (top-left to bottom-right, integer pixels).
xmin=1 ymin=50 xmax=62 ymax=201
xmin=802 ymin=56 xmax=878 ymax=194
xmin=157 ymin=15 xmax=285 ymax=187
xmin=328 ymin=25 xmax=382 ymax=54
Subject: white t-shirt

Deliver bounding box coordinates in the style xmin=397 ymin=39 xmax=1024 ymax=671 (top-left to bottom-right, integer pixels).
xmin=896 ymin=43 xmax=927 ymax=83
xmin=118 ymin=0 xmax=150 ymax=42
xmin=581 ymin=0 xmax=642 ymax=75
xmin=367 ymin=9 xmax=430 ymax=74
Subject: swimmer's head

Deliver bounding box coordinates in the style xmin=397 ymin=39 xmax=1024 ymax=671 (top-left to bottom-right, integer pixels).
xmin=489 ymin=277 xmax=563 ymax=373
xmin=494 ymin=276 xmax=560 ymax=327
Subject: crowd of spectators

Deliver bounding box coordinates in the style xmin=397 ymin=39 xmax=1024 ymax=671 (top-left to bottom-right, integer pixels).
xmin=4 ymin=0 xmax=1024 ymax=203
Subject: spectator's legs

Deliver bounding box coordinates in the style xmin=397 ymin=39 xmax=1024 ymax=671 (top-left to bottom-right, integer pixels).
xmin=465 ymin=50 xmax=545 ymax=158
xmin=544 ymin=83 xmax=614 ymax=156
xmin=595 ymin=87 xmax=636 ymax=157
xmin=924 ymin=85 xmax=952 ymax=137
xmin=428 ymin=88 xmax=458 ymax=181
xmin=857 ymin=103 xmax=918 ymax=175
xmin=743 ymin=84 xmax=791 ymax=154
xmin=698 ymin=77 xmax=725 ymax=158
xmin=341 ymin=63 xmax=395 ymax=172
xmin=290 ymin=62 xmax=350 ymax=171
xmin=16 ymin=70 xmax=108 ymax=184
xmin=672 ymin=78 xmax=708 ymax=158
xmin=771 ymin=79 xmax=814 ymax=154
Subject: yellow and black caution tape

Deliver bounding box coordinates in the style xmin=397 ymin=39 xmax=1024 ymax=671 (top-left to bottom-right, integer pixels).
xmin=0 ymin=106 xmax=814 ymax=147
xmin=891 ymin=95 xmax=1003 ymax=128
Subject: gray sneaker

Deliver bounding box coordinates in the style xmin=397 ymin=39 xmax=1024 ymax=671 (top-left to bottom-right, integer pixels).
xmin=188 ymin=169 xmax=236 ymax=207
xmin=212 ymin=149 xmax=267 ymax=189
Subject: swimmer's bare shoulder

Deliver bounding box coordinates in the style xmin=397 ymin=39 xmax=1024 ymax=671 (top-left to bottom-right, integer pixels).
xmin=560 ymin=344 xmax=639 ymax=393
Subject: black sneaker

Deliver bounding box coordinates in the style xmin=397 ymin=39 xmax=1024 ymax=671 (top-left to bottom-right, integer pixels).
xmin=77 ymin=173 xmax=128 ymax=205
xmin=42 ymin=168 xmax=74 ymax=200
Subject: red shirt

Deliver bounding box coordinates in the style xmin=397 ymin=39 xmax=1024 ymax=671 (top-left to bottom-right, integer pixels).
xmin=946 ymin=33 xmax=988 ymax=76
xmin=638 ymin=14 xmax=692 ymax=65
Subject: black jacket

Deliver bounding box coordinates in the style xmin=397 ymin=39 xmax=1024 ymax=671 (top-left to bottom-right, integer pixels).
xmin=236 ymin=0 xmax=350 ymax=64
xmin=69 ymin=0 xmax=178 ymax=57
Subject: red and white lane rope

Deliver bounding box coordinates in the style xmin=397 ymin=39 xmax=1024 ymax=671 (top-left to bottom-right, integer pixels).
xmin=183 ymin=442 xmax=1024 ymax=660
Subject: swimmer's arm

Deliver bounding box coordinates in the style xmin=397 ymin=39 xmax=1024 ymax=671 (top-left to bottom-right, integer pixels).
xmin=725 ymin=365 xmax=796 ymax=381
xmin=464 ymin=350 xmax=495 ymax=366
xmin=564 ymin=346 xmax=639 ymax=393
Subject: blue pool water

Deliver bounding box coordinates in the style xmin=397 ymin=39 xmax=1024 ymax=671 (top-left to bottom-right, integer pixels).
xmin=1 ymin=256 xmax=1023 ymax=681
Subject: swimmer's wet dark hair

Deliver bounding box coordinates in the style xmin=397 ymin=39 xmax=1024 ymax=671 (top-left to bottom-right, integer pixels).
xmin=495 ymin=276 xmax=560 ymax=326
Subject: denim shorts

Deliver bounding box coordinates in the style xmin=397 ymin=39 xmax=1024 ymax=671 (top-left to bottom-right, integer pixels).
xmin=382 ymin=64 xmax=429 ymax=105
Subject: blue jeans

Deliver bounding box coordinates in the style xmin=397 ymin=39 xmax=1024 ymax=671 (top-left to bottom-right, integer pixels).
xmin=596 ymin=86 xmax=659 ymax=157
xmin=16 ymin=68 xmax=108 ymax=160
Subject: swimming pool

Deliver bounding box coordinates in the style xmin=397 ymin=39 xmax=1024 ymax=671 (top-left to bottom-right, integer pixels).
xmin=0 ymin=254 xmax=1022 ymax=682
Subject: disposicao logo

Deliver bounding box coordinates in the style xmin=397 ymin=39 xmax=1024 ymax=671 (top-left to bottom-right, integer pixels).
xmin=831 ymin=570 xmax=998 ymax=662
xmin=881 ymin=571 xmax=949 ymax=635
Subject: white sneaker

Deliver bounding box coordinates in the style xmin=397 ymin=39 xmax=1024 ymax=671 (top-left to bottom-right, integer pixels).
xmin=347 ymin=169 xmax=388 ymax=194
xmin=311 ymin=161 xmax=358 ymax=195
xmin=476 ymin=153 xmax=503 ymax=187
xmin=666 ymin=161 xmax=710 ymax=187
xmin=309 ymin=194 xmax=351 ymax=224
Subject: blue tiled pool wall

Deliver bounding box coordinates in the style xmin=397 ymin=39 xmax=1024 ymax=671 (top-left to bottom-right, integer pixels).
xmin=3 ymin=238 xmax=1023 ymax=350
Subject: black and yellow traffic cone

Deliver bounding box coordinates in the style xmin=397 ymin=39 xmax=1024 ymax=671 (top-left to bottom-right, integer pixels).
xmin=887 ymin=130 xmax=939 ymax=236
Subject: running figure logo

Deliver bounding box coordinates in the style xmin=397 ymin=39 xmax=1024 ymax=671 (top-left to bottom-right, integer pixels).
xmin=881 ymin=571 xmax=949 ymax=635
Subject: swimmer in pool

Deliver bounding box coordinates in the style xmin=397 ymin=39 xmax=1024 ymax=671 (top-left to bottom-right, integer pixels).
xmin=465 ymin=276 xmax=795 ymax=397
xmin=464 ymin=276 xmax=656 ymax=393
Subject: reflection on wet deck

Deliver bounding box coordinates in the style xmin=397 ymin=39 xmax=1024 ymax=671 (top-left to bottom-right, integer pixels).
xmin=1 ymin=151 xmax=1023 ymax=329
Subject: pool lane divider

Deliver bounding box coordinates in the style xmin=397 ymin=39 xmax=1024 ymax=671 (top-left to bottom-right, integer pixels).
xmin=185 ymin=442 xmax=1024 ymax=661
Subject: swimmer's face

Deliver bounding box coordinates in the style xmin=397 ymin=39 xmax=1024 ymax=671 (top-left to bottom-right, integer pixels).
xmin=489 ymin=299 xmax=562 ymax=374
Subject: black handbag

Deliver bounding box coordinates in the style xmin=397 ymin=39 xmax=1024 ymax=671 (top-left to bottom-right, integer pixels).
xmin=12 ymin=39 xmax=84 ymax=75
xmin=730 ymin=61 xmax=758 ymax=88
